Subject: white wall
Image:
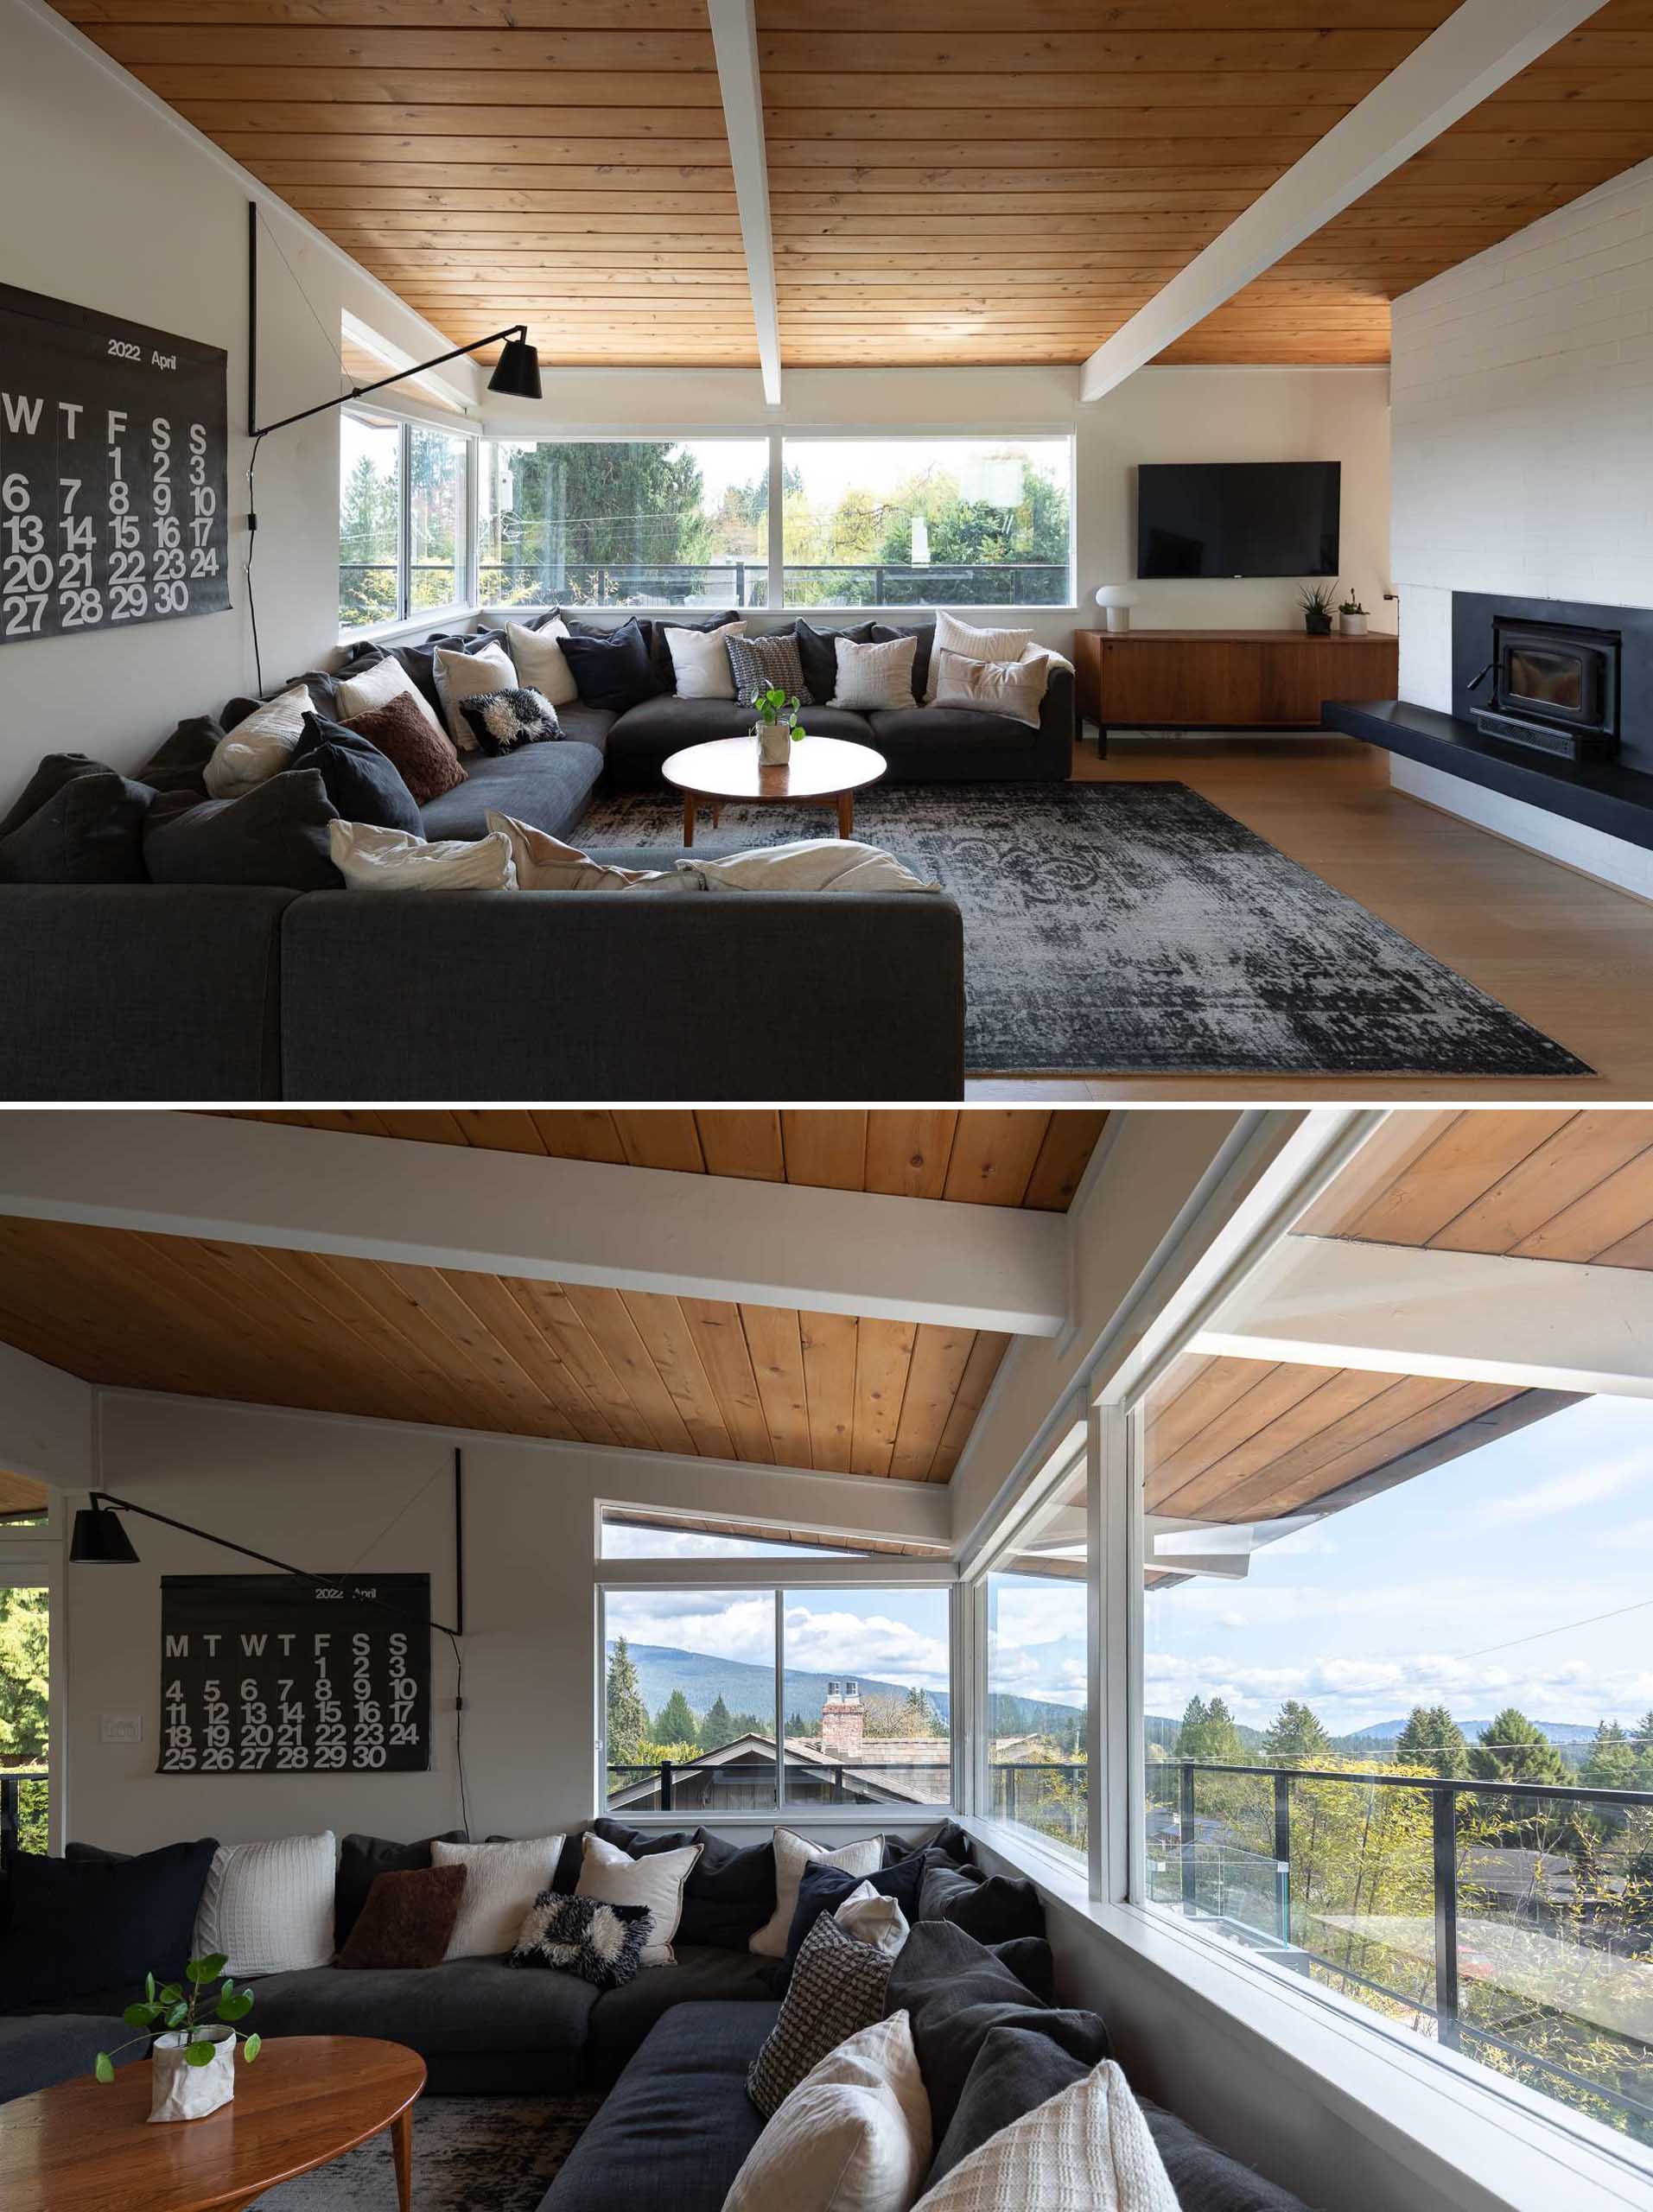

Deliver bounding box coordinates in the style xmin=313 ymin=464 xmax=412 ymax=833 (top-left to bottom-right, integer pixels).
xmin=0 ymin=0 xmax=480 ymax=811
xmin=1390 ymin=157 xmax=1653 ymax=898
xmin=0 ymin=1339 xmax=91 ymax=1491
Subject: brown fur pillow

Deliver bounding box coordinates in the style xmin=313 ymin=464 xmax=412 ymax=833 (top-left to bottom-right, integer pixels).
xmin=334 ymin=1863 xmax=467 ymax=1969
xmin=346 ymin=692 xmax=467 ymax=806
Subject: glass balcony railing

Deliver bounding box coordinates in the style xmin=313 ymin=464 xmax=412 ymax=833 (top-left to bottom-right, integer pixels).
xmin=0 ymin=1766 xmax=48 ymax=1858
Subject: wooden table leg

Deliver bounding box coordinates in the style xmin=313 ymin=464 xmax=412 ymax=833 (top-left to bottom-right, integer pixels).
xmin=682 ymin=793 xmax=696 ymax=848
xmin=836 ymin=791 xmax=853 ymax=839
xmin=391 ymin=2103 xmax=413 ymax=2212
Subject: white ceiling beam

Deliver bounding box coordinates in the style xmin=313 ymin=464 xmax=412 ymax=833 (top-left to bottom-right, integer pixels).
xmin=708 ymin=0 xmax=781 ymax=407
xmin=0 ymin=1113 xmax=1068 ymax=1338
xmin=1078 ymin=0 xmax=1606 ymax=402
xmin=1197 ymin=1232 xmax=1653 ymax=1400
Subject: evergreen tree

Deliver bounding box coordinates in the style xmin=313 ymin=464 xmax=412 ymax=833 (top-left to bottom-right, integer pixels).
xmin=698 ymin=1694 xmax=737 ymax=1752
xmin=730 ymin=1711 xmax=766 ymax=1741
xmin=605 ymin=1637 xmax=647 ymax=1769
xmin=654 ymin=1688 xmax=699 ymax=1746
xmin=493 ymin=442 xmax=714 ymax=603
xmin=1637 ymin=1710 xmax=1653 ymax=1789
xmin=1200 ymin=1697 xmax=1245 ymax=1764
xmin=1261 ymin=1700 xmax=1333 ymax=1768
xmin=1468 ymin=1708 xmax=1566 ymax=1787
xmin=1174 ymin=1696 xmax=1209 ymax=1759
xmin=1581 ymin=1720 xmax=1639 ymax=1792
xmin=1395 ymin=1705 xmax=1468 ymax=1778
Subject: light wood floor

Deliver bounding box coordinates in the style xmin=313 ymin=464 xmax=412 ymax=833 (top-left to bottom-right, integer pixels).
xmin=965 ymin=735 xmax=1653 ymax=1103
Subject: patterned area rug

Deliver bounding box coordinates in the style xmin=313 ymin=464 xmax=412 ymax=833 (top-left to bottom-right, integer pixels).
xmin=249 ymin=2094 xmax=599 ymax=2211
xmin=578 ymin=782 xmax=1590 ymax=1077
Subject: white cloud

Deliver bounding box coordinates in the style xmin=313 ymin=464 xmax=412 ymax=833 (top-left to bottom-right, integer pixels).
xmin=1489 ymin=1448 xmax=1653 ymax=1524
xmin=782 ymin=1604 xmax=950 ymax=1690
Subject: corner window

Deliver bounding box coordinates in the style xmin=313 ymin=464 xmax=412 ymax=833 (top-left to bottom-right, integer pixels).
xmin=408 ymin=424 xmax=470 ymax=618
xmin=780 ymin=436 xmax=1072 ymax=609
xmin=984 ymin=1455 xmax=1089 ymax=1858
xmin=339 ymin=408 xmax=475 ymax=635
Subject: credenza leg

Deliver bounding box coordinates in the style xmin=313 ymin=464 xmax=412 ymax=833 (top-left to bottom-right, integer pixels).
xmin=1096 ymin=726 xmax=1109 ymax=759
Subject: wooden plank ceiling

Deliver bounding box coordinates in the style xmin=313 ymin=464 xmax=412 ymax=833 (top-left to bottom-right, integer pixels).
xmin=221 ymin=1108 xmax=1107 ymax=1210
xmin=603 ymin=1508 xmax=947 ymax=1558
xmin=1296 ymin=1109 xmax=1653 ymax=1264
xmin=0 ymin=1216 xmax=1009 ymax=1481
xmin=50 ymin=0 xmax=1653 ymax=371
xmin=0 ymin=1472 xmax=50 ymax=1517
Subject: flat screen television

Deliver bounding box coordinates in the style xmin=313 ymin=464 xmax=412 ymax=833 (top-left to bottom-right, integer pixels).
xmin=1136 ymin=461 xmax=1340 ymax=580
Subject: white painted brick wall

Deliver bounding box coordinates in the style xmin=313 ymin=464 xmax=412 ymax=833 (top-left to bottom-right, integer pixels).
xmin=1389 ymin=159 xmax=1653 ymax=896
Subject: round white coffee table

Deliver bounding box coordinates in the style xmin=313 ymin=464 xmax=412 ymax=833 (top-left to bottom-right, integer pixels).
xmin=662 ymin=734 xmax=887 ymax=847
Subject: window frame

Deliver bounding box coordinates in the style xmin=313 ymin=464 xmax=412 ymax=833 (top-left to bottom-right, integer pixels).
xmin=594 ymin=1552 xmax=958 ymax=1827
xmin=339 ymin=404 xmax=479 ymax=641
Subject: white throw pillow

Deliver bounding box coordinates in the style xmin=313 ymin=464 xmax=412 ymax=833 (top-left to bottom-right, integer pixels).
xmin=576 ymin=1832 xmax=701 ymax=1966
xmin=665 ymin=620 xmax=747 ymax=700
xmin=925 ymin=612 xmax=1035 ymax=701
xmin=204 ymin=683 xmax=313 ymax=800
xmin=930 ymin=647 xmax=1049 ymax=730
xmin=725 ymin=2010 xmax=931 ymax=2212
xmin=192 ymin=1833 xmax=335 ymax=1978
xmin=485 ymin=811 xmax=694 ymax=893
xmin=751 ymin=1829 xmax=884 ymax=1958
xmin=835 ymin=1879 xmax=911 ymax=1958
xmin=507 ymin=619 xmax=579 ymax=708
xmin=432 ymin=1834 xmax=566 ymax=1959
xmin=435 ymin=640 xmax=517 ymax=749
xmin=683 ymin=838 xmax=938 ymax=896
xmin=830 ymin=633 xmax=919 ymax=711
xmin=911 ymin=2061 xmax=1179 ymax=2212
xmin=329 ymin=820 xmax=517 ymax=891
xmin=334 ymin=652 xmax=446 ymax=738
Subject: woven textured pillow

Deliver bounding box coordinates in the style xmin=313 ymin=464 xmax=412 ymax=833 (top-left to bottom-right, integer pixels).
xmin=460 ymin=685 xmax=560 ymax=754
xmin=830 ymin=633 xmax=919 ymax=711
xmin=727 ymin=629 xmax=814 ymax=708
xmin=193 ymin=1832 xmax=336 ymax=1978
xmin=509 ymin=1889 xmax=652 ymax=1989
xmin=912 ymin=2060 xmax=1179 ymax=2212
xmin=747 ymin=1910 xmax=896 ymax=2119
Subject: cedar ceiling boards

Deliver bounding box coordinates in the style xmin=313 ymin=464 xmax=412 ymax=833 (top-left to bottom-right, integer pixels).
xmin=0 ymin=1472 xmax=50 ymax=1516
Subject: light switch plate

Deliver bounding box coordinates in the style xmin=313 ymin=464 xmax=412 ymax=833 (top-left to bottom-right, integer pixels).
xmin=100 ymin=1712 xmax=143 ymax=1745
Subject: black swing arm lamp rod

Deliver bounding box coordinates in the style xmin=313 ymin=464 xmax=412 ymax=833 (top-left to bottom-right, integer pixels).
xmin=248 ymin=323 xmax=535 ymax=442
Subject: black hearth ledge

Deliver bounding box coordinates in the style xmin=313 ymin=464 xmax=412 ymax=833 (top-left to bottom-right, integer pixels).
xmin=1323 ymin=697 xmax=1653 ymax=854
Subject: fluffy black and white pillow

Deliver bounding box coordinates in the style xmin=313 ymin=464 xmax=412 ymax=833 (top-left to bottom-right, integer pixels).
xmin=727 ymin=630 xmax=814 ymax=709
xmin=508 ymin=1889 xmax=651 ymax=1990
xmin=459 ymin=685 xmax=561 ymax=756
xmin=747 ymin=1910 xmax=895 ymax=2118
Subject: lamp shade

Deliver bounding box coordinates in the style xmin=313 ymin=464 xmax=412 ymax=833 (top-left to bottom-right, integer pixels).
xmin=1093 ymin=585 xmax=1139 ymax=609
xmin=487 ymin=334 xmax=542 ymax=401
xmin=70 ymin=1503 xmax=141 ymax=1563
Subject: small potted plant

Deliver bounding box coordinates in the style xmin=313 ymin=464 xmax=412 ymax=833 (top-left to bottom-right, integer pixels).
xmin=1338 ymin=594 xmax=1369 ymax=636
xmin=1299 ymin=583 xmax=1336 ymax=637
xmin=751 ymin=685 xmax=804 ymax=766
xmin=96 ymin=1954 xmax=260 ymax=2122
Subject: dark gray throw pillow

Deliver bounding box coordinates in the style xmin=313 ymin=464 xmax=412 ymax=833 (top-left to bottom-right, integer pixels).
xmin=335 ymin=1828 xmax=467 ymax=1949
xmin=136 ymin=715 xmax=224 ymax=800
xmin=0 ymin=765 xmax=153 ymax=884
xmin=885 ymin=1917 xmax=1108 ymax=2148
xmin=290 ymin=713 xmax=423 ymax=834
xmin=559 ymin=618 xmax=660 ymax=711
xmin=0 ymin=752 xmax=112 ymax=841
xmin=577 ymin=1818 xmax=776 ymax=1949
xmin=929 ymin=2021 xmax=1092 ymax=2185
xmin=143 ymin=768 xmax=342 ymax=890
xmin=793 ymin=618 xmax=878 ymax=707
xmin=900 ymin=1820 xmax=975 ymax=1873
xmin=1140 ymin=2101 xmax=1313 ymax=2212
xmin=782 ymin=1845 xmax=930 ymax=1982
xmin=0 ymin=1838 xmax=219 ymax=2010
xmin=935 ymin=1871 xmax=1046 ymax=1947
xmin=871 ymin=621 xmax=935 ymax=700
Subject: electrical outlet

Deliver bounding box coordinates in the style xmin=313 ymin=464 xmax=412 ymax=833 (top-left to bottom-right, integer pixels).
xmin=100 ymin=1712 xmax=143 ymax=1745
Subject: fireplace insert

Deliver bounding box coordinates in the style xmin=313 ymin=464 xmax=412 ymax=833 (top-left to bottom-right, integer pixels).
xmin=1471 ymin=616 xmax=1621 ymax=761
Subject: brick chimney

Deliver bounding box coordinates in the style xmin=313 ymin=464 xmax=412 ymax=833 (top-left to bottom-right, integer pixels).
xmin=820 ymin=1679 xmax=864 ymax=1760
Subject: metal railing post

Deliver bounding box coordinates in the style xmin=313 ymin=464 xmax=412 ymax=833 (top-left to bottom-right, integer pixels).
xmin=1274 ymin=1770 xmax=1293 ymax=1946
xmin=659 ymin=1758 xmax=673 ymax=1811
xmin=1179 ymin=1761 xmax=1198 ymax=1913
xmin=1433 ymin=1783 xmax=1460 ymax=2049
xmin=1007 ymin=1765 xmax=1019 ymax=1827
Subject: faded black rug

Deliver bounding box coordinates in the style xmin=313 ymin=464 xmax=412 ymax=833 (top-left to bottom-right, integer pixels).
xmin=250 ymin=2094 xmax=600 ymax=2209
xmin=579 ymin=782 xmax=1591 ymax=1077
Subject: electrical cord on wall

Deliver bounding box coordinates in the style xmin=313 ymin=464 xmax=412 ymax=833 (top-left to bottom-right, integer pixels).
xmin=245 ymin=431 xmax=267 ymax=698
xmin=442 ymin=1627 xmax=471 ymax=1839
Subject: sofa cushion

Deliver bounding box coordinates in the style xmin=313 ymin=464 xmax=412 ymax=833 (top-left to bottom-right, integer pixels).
xmin=292 ymin=715 xmax=423 ymax=833
xmin=0 ymin=2013 xmax=131 ymax=2104
xmin=135 ymin=715 xmax=223 ymax=800
xmin=867 ymin=703 xmax=1039 ymax=754
xmin=930 ymin=1872 xmax=1046 ymax=1947
xmin=561 ymin=620 xmax=659 ymax=712
xmin=793 ymin=619 xmax=879 ymax=705
xmin=335 ymin=1864 xmax=468 ymax=1971
xmin=871 ymin=621 xmax=935 ymax=700
xmin=927 ymin=2019 xmax=1090 ymax=2184
xmin=144 ymin=769 xmax=343 ymax=890
xmin=346 ymin=691 xmax=467 ymax=804
xmin=647 ymin=609 xmax=739 ymax=690
xmin=0 ymin=752 xmax=111 ymax=840
xmin=1140 ymin=2099 xmax=1314 ymax=2212
xmin=783 ymin=1845 xmax=930 ymax=1980
xmin=393 ymin=627 xmax=506 ymax=717
xmin=336 ymin=1831 xmax=468 ymax=1949
xmin=585 ymin=1942 xmax=783 ymax=2089
xmin=241 ymin=1954 xmax=599 ymax=2074
xmin=418 ymin=741 xmax=603 ymax=843
xmin=582 ymin=1820 xmax=777 ymax=1952
xmin=0 ymin=765 xmax=152 ymax=884
xmin=893 ymin=1820 xmax=973 ymax=1871
xmin=0 ymin=1839 xmax=219 ymax=2011
xmin=544 ymin=2000 xmax=777 ymax=2212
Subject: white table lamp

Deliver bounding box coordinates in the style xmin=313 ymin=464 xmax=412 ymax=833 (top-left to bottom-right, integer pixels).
xmin=1095 ymin=585 xmax=1138 ymax=633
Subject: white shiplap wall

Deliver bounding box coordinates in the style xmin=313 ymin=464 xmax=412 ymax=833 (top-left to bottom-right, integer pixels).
xmin=1389 ymin=157 xmax=1653 ymax=897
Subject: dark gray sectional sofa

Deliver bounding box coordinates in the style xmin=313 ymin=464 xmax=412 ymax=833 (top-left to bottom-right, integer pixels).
xmin=0 ymin=613 xmax=1072 ymax=1102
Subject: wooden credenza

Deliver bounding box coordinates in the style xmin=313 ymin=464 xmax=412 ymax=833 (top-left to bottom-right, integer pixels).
xmin=1072 ymin=627 xmax=1400 ymax=747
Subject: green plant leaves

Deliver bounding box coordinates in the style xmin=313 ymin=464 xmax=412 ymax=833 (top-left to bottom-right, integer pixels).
xmin=217 ymin=1990 xmax=255 ymax=2023
xmin=183 ymin=2038 xmax=219 ymax=2068
xmin=145 ymin=1972 xmax=156 ymax=2003
xmin=94 ymin=2052 xmax=115 ymax=2084
xmin=156 ymin=1982 xmax=182 ymax=2005
xmin=187 ymin=1954 xmax=228 ymax=1984
xmin=123 ymin=2001 xmax=160 ymax=2029
xmin=164 ymin=2001 xmax=188 ymax=2029
xmin=242 ymin=2033 xmax=262 ymax=2063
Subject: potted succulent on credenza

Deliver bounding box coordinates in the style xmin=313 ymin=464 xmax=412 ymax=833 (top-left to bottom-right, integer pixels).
xmin=1338 ymin=594 xmax=1369 ymax=636
xmin=1299 ymin=583 xmax=1336 ymax=636
xmin=751 ymin=684 xmax=804 ymax=766
xmin=94 ymin=1954 xmax=261 ymax=2121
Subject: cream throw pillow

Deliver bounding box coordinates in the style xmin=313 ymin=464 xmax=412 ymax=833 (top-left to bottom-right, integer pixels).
xmin=751 ymin=1828 xmax=884 ymax=1958
xmin=930 ymin=647 xmax=1049 ymax=729
xmin=666 ymin=620 xmax=747 ymax=700
xmin=334 ymin=653 xmax=446 ymax=739
xmin=435 ymin=640 xmax=517 ymax=749
xmin=925 ymin=612 xmax=1035 ymax=701
xmin=835 ymin=1879 xmax=911 ymax=1958
xmin=329 ymin=820 xmax=517 ymax=891
xmin=507 ymin=619 xmax=579 ymax=707
xmin=724 ymin=2011 xmax=931 ymax=2212
xmin=193 ymin=1833 xmax=336 ymax=1978
xmin=485 ymin=812 xmax=694 ymax=893
xmin=204 ymin=683 xmax=313 ymax=799
xmin=911 ymin=2062 xmax=1179 ymax=2212
xmin=576 ymin=1833 xmax=701 ymax=1966
xmin=830 ymin=633 xmax=919 ymax=711
xmin=433 ymin=1834 xmax=567 ymax=1959
xmin=684 ymin=838 xmax=938 ymax=895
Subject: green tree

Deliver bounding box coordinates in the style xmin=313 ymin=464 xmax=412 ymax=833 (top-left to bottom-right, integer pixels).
xmin=1469 ymin=1708 xmax=1566 ymax=1787
xmin=1261 ymin=1700 xmax=1333 ymax=1768
xmin=492 ymin=442 xmax=715 ymax=605
xmin=604 ymin=1636 xmax=648 ymax=1769
xmin=1177 ymin=1694 xmax=1245 ymax=1764
xmin=654 ymin=1688 xmax=699 ymax=1745
xmin=339 ymin=451 xmax=400 ymax=626
xmin=699 ymin=1694 xmax=737 ymax=1752
xmin=1394 ymin=1705 xmax=1467 ymax=1778
xmin=1635 ymin=1710 xmax=1653 ymax=1790
xmin=1581 ymin=1720 xmax=1639 ymax=1793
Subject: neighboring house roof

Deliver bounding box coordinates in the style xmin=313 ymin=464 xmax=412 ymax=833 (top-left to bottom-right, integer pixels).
xmin=607 ymin=1731 xmax=952 ymax=1809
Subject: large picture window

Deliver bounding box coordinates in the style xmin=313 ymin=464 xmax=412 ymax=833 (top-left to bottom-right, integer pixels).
xmin=781 ymin=435 xmax=1072 ymax=608
xmin=982 ymin=1453 xmax=1089 ymax=1858
xmin=340 ymin=408 xmax=475 ymax=634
